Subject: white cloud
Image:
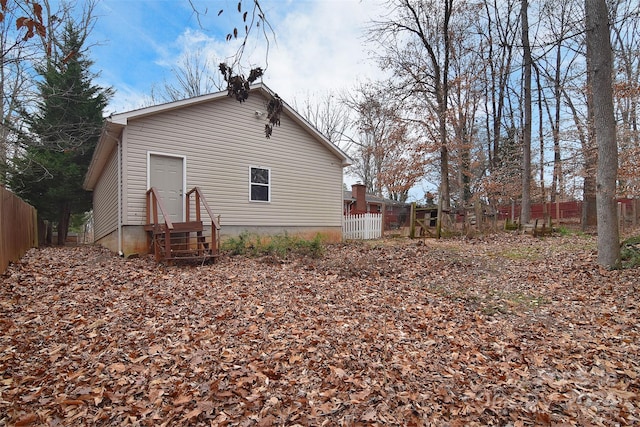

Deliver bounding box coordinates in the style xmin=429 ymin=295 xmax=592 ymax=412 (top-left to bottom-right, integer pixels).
xmin=155 ymin=1 xmax=386 ymax=105
xmin=101 ymin=83 xmax=151 ymax=116
xmin=251 ymin=1 xmax=386 ymax=103
xmin=98 ymin=1 xmax=388 ymax=112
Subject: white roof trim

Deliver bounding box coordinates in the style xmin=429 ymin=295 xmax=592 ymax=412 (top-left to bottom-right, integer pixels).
xmin=108 ymin=90 xmax=231 ymax=125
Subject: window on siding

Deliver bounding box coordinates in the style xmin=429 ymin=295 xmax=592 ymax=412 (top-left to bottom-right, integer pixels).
xmin=250 ymin=167 xmax=270 ymax=202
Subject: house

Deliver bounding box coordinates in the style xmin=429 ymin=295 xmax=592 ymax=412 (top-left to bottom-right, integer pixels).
xmin=83 ymin=83 xmax=351 ymax=260
xmin=344 ymin=183 xmax=410 ymax=230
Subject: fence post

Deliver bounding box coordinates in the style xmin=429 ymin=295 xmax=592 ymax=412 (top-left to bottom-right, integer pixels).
xmin=436 ymin=189 xmax=443 ymax=239
xmin=618 ymin=202 xmax=623 ymax=233
xmin=410 ymin=202 xmax=416 ymax=239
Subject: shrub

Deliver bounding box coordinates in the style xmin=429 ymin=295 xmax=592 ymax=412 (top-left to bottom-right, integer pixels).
xmin=221 ymin=232 xmax=325 ymax=259
xmin=621 ymin=235 xmax=640 ymax=268
xmin=221 ymin=231 xmax=251 ymax=255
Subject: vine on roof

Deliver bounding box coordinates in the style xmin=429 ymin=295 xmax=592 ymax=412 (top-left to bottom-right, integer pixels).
xmin=265 ymin=94 xmax=282 ymax=138
xmin=219 ymin=62 xmax=263 ymax=102
xmin=219 ymin=62 xmax=282 ymax=139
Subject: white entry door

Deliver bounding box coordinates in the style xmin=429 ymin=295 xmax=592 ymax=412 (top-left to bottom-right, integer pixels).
xmin=149 ymin=154 xmax=184 ymax=223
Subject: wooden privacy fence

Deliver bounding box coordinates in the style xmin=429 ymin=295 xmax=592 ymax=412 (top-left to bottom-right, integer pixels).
xmin=343 ymin=213 xmax=383 ymax=240
xmin=1 ymin=187 xmax=38 ymax=273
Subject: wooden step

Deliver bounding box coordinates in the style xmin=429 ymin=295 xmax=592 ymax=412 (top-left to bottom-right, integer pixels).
xmin=145 ymin=221 xmax=204 ymax=233
xmin=164 ymin=250 xmax=220 ymax=264
xmin=167 ymin=252 xmax=220 ymax=260
xmin=146 ymin=220 xmax=219 ymax=264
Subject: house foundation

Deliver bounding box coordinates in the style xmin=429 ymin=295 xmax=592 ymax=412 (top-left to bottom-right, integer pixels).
xmin=95 ymin=225 xmax=342 ymax=257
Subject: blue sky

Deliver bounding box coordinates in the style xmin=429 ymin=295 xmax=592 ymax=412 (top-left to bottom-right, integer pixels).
xmin=84 ymin=1 xmax=433 ymax=199
xmin=87 ymin=0 xmax=385 ymax=115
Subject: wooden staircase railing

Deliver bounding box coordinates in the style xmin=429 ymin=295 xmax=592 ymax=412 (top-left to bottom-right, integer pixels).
xmin=145 ymin=186 xmax=220 ymax=264
xmin=146 ymin=187 xmax=173 ymax=261
xmin=186 ymin=186 xmax=221 ymax=257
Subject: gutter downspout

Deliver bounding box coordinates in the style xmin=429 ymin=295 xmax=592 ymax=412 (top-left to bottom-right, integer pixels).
xmin=117 ymin=137 xmax=123 ymax=257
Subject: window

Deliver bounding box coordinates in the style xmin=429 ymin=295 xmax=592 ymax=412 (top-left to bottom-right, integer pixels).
xmin=250 ymin=167 xmax=270 ymax=202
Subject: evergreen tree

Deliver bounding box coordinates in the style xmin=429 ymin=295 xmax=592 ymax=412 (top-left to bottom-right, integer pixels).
xmin=4 ymin=21 xmax=112 ymax=245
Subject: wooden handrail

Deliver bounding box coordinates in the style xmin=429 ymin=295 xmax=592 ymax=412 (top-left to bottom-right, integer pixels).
xmin=145 ymin=186 xmax=220 ymax=262
xmin=186 ymin=187 xmax=220 ymax=230
xmin=146 ymin=187 xmax=174 ymax=230
xmin=186 ymin=187 xmax=220 ymax=257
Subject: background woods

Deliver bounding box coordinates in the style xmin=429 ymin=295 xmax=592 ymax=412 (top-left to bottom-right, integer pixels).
xmin=362 ymin=0 xmax=638 ymax=213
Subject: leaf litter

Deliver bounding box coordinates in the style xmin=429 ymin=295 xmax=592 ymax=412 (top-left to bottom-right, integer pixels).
xmin=1 ymin=233 xmax=638 ymax=426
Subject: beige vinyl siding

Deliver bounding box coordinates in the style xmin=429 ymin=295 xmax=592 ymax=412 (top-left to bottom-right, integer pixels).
xmin=122 ymin=93 xmax=344 ymax=227
xmin=121 ymin=126 xmax=150 ymax=225
xmin=92 ymin=145 xmax=119 ymax=240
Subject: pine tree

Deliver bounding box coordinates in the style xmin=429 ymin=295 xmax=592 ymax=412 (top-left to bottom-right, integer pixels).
xmin=5 ymin=21 xmax=112 ymax=245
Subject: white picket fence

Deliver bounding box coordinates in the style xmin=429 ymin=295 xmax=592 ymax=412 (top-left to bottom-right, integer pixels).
xmin=343 ymin=213 xmax=383 ymax=240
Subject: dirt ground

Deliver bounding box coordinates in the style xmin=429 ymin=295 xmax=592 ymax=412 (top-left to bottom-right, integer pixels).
xmin=1 ymin=232 xmax=638 ymax=426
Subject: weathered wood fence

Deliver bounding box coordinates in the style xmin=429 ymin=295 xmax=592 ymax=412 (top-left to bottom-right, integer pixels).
xmin=1 ymin=187 xmax=38 ymax=273
xmin=343 ymin=213 xmax=383 ymax=240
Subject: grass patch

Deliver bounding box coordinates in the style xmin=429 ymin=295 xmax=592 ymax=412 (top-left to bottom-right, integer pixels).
xmin=507 ymin=292 xmax=549 ymax=308
xmin=498 ymin=247 xmax=543 ymax=261
xmin=556 ymin=226 xmax=573 ymax=236
xmin=221 ymin=231 xmax=325 ymax=259
xmin=555 ymin=226 xmax=590 ymax=238
xmin=482 ymin=290 xmax=549 ymax=315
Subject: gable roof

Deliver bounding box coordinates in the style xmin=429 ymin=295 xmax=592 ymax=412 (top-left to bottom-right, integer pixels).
xmin=83 ymin=83 xmax=352 ymax=190
xmin=343 ymin=190 xmax=408 ymax=206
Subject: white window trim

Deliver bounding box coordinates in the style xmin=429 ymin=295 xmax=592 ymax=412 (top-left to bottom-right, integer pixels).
xmin=249 ymin=166 xmax=271 ymax=203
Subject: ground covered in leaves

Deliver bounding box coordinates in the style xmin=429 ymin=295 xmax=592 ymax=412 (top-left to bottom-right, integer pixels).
xmin=1 ymin=232 xmax=639 ymax=426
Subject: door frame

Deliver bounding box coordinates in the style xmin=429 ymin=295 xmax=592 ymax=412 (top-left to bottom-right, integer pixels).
xmin=146 ymin=151 xmax=187 ymax=222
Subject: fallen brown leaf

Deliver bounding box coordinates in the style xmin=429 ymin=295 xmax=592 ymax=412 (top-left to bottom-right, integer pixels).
xmin=0 ymin=234 xmax=638 ymax=425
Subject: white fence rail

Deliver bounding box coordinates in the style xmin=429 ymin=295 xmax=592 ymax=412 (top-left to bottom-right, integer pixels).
xmin=343 ymin=213 xmax=383 ymax=240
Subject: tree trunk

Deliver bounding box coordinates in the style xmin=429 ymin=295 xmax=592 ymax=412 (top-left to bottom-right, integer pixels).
xmin=583 ymin=33 xmax=599 ymax=230
xmin=520 ymin=0 xmax=532 ymax=224
xmin=552 ymin=43 xmax=563 ymax=202
xmin=560 ymin=83 xmax=596 ymax=229
xmin=440 ymin=137 xmax=451 ymax=212
xmin=57 ymin=201 xmax=71 ymax=246
xmin=438 ymin=0 xmax=453 ymax=212
xmin=46 ymin=221 xmax=53 ymax=246
xmin=582 ymin=149 xmax=598 ymax=228
xmin=585 ymin=0 xmax=620 ymax=268
xmin=537 ymin=68 xmax=548 ymax=225
xmin=0 ymin=130 xmax=6 ymax=187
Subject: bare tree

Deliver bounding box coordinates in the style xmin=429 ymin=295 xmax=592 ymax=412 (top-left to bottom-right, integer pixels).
xmin=610 ymin=0 xmax=640 ymax=196
xmin=368 ymin=0 xmax=453 ymax=210
xmin=474 ymin=0 xmax=521 ymax=210
xmin=1 ymin=2 xmax=33 ymax=183
xmin=378 ymin=119 xmax=426 ymax=202
xmin=151 ymin=50 xmax=224 ymax=103
xmin=476 ymin=0 xmax=520 ymax=172
xmin=343 ymin=84 xmax=394 ymax=196
xmin=343 ymin=82 xmax=425 ymax=200
xmin=447 ymin=3 xmax=485 ymax=207
xmin=199 ymin=0 xmax=274 ymax=71
xmin=537 ymin=0 xmax=584 ymax=203
xmin=520 ymin=0 xmax=533 ymax=224
xmin=294 ymin=91 xmax=353 ymax=152
xmin=1 ymin=0 xmax=85 ymax=184
xmin=532 ymin=0 xmax=598 ymax=228
xmin=586 ymin=0 xmax=620 ymax=268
